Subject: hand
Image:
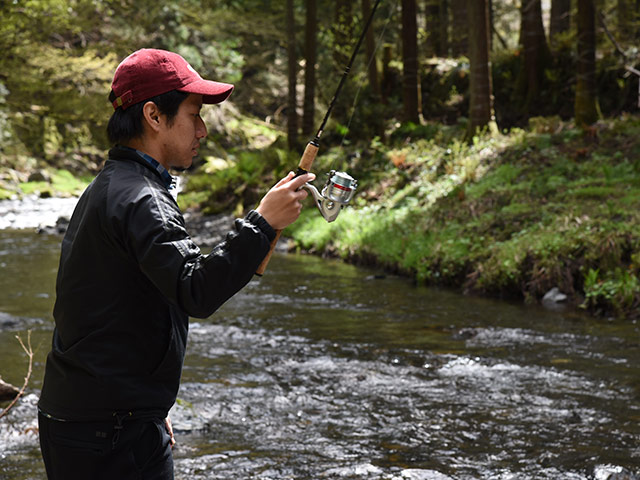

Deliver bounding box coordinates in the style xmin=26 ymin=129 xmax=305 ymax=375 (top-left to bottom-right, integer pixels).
xmin=256 ymin=172 xmax=315 ymax=230
xmin=165 ymin=416 xmax=175 ymax=449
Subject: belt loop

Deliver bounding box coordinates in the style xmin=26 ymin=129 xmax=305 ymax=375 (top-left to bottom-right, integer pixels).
xmin=112 ymin=411 xmax=132 ymax=449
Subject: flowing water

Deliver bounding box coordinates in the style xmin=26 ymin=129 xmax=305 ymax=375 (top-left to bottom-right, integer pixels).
xmin=0 ymin=212 xmax=639 ymax=479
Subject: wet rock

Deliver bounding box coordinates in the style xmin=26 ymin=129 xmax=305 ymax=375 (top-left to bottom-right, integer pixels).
xmin=183 ymin=212 xmax=234 ymax=248
xmin=365 ymin=274 xmax=387 ymax=280
xmin=27 ymin=170 xmax=50 ymax=183
xmin=168 ymin=397 xmax=209 ymax=433
xmin=55 ymin=215 xmax=70 ymax=233
xmin=393 ymin=469 xmax=453 ymax=480
xmin=37 ymin=215 xmax=70 ymax=235
xmin=0 ymin=312 xmax=44 ymax=332
xmin=566 ymin=410 xmax=582 ymax=423
xmin=0 ymin=312 xmax=19 ymax=329
xmin=542 ymin=287 xmax=568 ymax=310
xmin=594 ymin=465 xmax=640 ymax=480
xmin=453 ymin=327 xmax=479 ymax=340
xmin=0 ymin=196 xmax=77 ymax=230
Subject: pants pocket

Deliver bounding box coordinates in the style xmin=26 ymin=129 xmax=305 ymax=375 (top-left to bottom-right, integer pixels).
xmin=132 ymin=418 xmax=173 ymax=473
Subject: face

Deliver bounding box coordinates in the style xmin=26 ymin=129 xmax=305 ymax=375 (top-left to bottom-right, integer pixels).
xmin=158 ymin=94 xmax=207 ymax=170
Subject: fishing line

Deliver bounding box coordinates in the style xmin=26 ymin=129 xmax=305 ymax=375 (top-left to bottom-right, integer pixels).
xmin=256 ymin=0 xmax=384 ymax=275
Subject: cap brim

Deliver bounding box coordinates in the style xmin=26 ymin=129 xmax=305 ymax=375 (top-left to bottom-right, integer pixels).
xmin=179 ymin=79 xmax=234 ymax=104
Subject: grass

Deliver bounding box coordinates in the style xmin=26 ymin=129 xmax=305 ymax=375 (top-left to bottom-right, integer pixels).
xmin=285 ymin=115 xmax=640 ymax=320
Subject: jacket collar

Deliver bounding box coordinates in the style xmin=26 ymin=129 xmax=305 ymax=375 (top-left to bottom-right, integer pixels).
xmin=109 ymin=145 xmax=175 ymax=190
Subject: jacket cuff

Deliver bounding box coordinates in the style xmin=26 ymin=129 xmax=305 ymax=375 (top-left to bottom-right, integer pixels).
xmin=245 ymin=210 xmax=276 ymax=242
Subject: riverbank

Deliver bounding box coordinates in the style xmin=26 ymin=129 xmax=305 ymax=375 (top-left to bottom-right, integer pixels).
xmin=284 ymin=115 xmax=640 ymax=320
xmin=2 ymin=115 xmax=639 ymax=320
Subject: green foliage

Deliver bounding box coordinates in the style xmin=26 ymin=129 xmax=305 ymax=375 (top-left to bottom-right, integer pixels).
xmin=288 ymin=116 xmax=640 ymax=320
xmin=583 ymin=268 xmax=640 ymax=315
xmin=182 ymin=144 xmax=295 ymax=216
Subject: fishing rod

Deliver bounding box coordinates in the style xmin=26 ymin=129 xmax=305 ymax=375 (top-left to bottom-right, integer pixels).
xmin=256 ymin=0 xmax=383 ymax=276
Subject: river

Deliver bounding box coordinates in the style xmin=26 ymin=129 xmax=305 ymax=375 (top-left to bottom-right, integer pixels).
xmin=0 ymin=202 xmax=639 ymax=480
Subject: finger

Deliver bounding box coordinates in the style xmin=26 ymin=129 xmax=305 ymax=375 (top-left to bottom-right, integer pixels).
xmin=164 ymin=418 xmax=176 ymax=448
xmin=288 ymin=173 xmax=315 ymax=190
xmin=274 ymin=171 xmax=295 ymax=188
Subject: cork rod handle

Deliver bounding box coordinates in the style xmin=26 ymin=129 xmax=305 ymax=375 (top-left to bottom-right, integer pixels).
xmin=255 ymin=141 xmax=319 ymax=276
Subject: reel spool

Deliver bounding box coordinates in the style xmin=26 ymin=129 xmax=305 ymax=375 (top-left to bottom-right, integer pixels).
xmin=301 ymin=170 xmax=358 ymax=222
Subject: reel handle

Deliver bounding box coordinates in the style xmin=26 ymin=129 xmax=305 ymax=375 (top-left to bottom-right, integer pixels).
xmin=255 ymin=140 xmax=319 ymax=276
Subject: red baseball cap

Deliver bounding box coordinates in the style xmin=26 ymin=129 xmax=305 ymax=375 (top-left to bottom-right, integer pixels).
xmin=111 ymin=48 xmax=234 ymax=110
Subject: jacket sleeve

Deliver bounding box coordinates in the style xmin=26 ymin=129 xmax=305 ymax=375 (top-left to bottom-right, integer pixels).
xmin=124 ymin=181 xmax=276 ymax=318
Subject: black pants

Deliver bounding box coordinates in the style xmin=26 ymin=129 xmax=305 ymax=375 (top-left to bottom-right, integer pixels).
xmin=38 ymin=411 xmax=174 ymax=480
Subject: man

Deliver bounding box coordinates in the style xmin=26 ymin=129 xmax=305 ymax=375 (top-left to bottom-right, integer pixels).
xmin=37 ymin=48 xmax=313 ymax=479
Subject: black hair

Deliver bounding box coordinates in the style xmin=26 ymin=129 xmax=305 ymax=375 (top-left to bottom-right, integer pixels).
xmin=106 ymin=90 xmax=190 ymax=145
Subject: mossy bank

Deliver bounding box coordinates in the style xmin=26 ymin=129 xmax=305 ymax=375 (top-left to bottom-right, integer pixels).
xmin=280 ymin=116 xmax=640 ymax=320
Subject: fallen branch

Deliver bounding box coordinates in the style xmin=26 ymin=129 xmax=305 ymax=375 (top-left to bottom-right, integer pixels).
xmin=0 ymin=330 xmax=34 ymax=420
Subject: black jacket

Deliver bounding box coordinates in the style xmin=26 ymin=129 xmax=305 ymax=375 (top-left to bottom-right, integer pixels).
xmin=38 ymin=146 xmax=275 ymax=421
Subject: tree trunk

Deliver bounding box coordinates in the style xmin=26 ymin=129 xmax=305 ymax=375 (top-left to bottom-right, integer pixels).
xmin=636 ymin=0 xmax=640 ymax=39
xmin=618 ymin=0 xmax=632 ymax=40
xmin=425 ymin=0 xmax=445 ymax=56
xmin=333 ymin=0 xmax=354 ymax=69
xmin=450 ymin=0 xmax=468 ymax=56
xmin=362 ymin=0 xmax=381 ymax=99
xmin=550 ymin=0 xmax=571 ymax=42
xmin=286 ymin=0 xmax=298 ymax=150
xmin=332 ymin=0 xmax=354 ymax=122
xmin=381 ymin=43 xmax=399 ymax=104
xmin=439 ymin=0 xmax=449 ymax=56
xmin=302 ymin=0 xmax=317 ymax=137
xmin=575 ymin=0 xmax=598 ymax=126
xmin=468 ymin=0 xmax=494 ymax=133
xmin=402 ymin=0 xmax=421 ymax=123
xmin=518 ymin=0 xmax=552 ymax=115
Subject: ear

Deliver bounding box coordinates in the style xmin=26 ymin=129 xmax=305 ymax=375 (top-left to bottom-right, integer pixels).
xmin=142 ymin=101 xmax=163 ymax=133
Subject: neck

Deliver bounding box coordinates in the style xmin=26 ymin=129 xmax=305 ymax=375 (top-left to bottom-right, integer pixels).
xmin=124 ymin=138 xmax=168 ymax=170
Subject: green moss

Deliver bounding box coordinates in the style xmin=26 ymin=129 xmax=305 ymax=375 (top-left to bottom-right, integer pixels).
xmin=0 ymin=187 xmax=13 ymax=200
xmin=288 ymin=116 xmax=640 ymax=320
xmin=19 ymin=169 xmax=90 ymax=196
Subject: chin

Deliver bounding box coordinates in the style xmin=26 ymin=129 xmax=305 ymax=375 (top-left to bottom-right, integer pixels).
xmin=173 ymin=158 xmax=193 ymax=172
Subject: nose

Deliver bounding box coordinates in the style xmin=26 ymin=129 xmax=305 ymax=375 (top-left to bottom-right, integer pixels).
xmin=196 ymin=116 xmax=207 ymax=139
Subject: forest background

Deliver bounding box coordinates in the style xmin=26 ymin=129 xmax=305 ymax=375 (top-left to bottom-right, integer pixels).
xmin=1 ymin=0 xmax=639 ymax=319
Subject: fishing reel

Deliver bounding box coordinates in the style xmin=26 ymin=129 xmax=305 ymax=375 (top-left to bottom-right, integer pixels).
xmin=301 ymin=170 xmax=358 ymax=222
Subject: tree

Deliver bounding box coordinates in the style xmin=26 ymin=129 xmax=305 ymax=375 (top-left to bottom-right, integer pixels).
xmin=550 ymin=0 xmax=571 ymax=43
xmin=333 ymin=0 xmax=354 ymax=69
xmin=302 ymin=0 xmax=317 ymax=137
xmin=575 ymin=0 xmax=598 ymax=126
xmin=402 ymin=0 xmax=421 ymax=123
xmin=617 ymin=0 xmax=632 ymax=41
xmin=286 ymin=0 xmax=298 ymax=149
xmin=425 ymin=0 xmax=447 ymax=56
xmin=468 ymin=0 xmax=495 ymax=133
xmin=363 ymin=0 xmax=381 ymax=99
xmin=450 ymin=0 xmax=468 ymax=56
xmin=518 ymin=0 xmax=552 ymax=116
